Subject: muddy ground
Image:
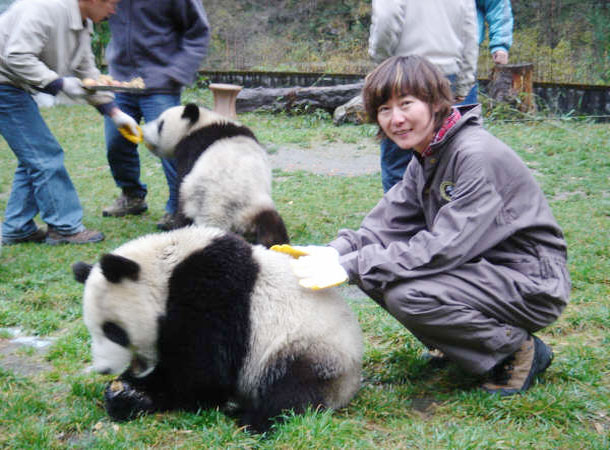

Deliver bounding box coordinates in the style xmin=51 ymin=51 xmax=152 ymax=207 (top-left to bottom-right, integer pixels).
xmin=268 ymin=139 xmax=380 ymax=176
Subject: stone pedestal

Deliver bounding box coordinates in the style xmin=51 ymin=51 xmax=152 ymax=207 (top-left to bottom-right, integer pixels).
xmin=208 ymin=83 xmax=243 ymax=119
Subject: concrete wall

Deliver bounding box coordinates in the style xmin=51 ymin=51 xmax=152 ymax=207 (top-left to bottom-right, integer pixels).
xmin=200 ymin=70 xmax=609 ymax=120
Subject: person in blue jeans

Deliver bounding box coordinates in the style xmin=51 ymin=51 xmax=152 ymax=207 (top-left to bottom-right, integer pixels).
xmin=380 ymin=75 xmax=478 ymax=192
xmin=377 ymin=1 xmax=513 ymax=193
xmin=0 ymin=0 xmax=139 ymax=245
xmin=368 ymin=0 xmax=479 ymax=192
xmin=102 ymin=0 xmax=209 ymax=230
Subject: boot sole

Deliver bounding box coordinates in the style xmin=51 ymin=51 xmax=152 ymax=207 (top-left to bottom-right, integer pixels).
xmin=102 ymin=207 xmax=148 ymax=217
xmin=46 ymin=233 xmax=105 ymax=245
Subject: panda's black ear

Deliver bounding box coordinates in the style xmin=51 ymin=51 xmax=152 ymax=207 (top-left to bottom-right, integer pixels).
xmin=100 ymin=254 xmax=140 ymax=283
xmin=72 ymin=261 xmax=92 ymax=284
xmin=182 ymin=103 xmax=200 ymax=125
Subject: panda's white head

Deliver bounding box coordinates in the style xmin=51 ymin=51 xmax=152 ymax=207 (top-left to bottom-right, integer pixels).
xmin=73 ymin=254 xmax=165 ymax=378
xmin=142 ymin=103 xmax=230 ymax=159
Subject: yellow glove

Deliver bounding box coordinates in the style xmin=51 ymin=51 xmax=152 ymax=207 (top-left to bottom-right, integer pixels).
xmin=270 ymin=244 xmax=348 ymax=290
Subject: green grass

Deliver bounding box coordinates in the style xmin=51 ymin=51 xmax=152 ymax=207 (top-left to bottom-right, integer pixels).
xmin=1 ymin=95 xmax=609 ymax=448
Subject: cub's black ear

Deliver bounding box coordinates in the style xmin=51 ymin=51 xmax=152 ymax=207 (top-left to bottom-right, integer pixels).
xmin=72 ymin=261 xmax=93 ymax=284
xmin=100 ymin=254 xmax=140 ymax=283
xmin=181 ymin=103 xmax=200 ymax=125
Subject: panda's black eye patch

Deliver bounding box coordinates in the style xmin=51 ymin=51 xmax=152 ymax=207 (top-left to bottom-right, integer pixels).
xmin=102 ymin=321 xmax=130 ymax=348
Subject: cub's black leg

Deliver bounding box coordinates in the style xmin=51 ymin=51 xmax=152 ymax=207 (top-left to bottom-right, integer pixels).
xmin=238 ymin=355 xmax=329 ymax=433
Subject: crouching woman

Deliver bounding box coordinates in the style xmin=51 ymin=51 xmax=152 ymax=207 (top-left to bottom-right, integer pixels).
xmin=292 ymin=55 xmax=570 ymax=395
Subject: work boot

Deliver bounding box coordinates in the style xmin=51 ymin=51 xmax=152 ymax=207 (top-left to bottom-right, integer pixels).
xmin=2 ymin=228 xmax=47 ymax=245
xmin=481 ymin=335 xmax=553 ymax=396
xmin=156 ymin=212 xmax=179 ymax=231
xmin=46 ymin=228 xmax=105 ymax=245
xmin=102 ymin=193 xmax=148 ymax=217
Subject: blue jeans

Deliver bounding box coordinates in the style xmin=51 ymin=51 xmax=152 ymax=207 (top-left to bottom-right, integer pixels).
xmin=104 ymin=93 xmax=181 ymax=214
xmin=0 ymin=84 xmax=85 ymax=239
xmin=462 ymin=80 xmax=479 ymax=106
xmin=380 ymin=74 xmax=478 ymax=192
xmin=380 ymin=138 xmax=413 ymax=193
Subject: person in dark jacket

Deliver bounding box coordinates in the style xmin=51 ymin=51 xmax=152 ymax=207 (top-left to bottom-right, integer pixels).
xmin=289 ymin=55 xmax=570 ymax=396
xmin=101 ymin=0 xmax=209 ymax=230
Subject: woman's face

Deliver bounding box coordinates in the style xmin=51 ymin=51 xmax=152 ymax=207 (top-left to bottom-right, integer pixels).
xmin=377 ymin=94 xmax=437 ymax=153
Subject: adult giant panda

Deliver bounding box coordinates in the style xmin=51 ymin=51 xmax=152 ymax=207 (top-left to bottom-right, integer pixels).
xmin=141 ymin=103 xmax=289 ymax=248
xmin=72 ymin=226 xmax=363 ymax=433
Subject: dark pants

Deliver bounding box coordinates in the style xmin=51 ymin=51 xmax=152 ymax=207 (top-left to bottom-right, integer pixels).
xmin=104 ymin=93 xmax=181 ymax=214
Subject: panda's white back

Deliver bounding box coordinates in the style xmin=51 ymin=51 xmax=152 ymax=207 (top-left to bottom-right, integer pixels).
xmin=180 ymin=136 xmax=275 ymax=233
xmin=240 ymin=245 xmax=363 ymax=407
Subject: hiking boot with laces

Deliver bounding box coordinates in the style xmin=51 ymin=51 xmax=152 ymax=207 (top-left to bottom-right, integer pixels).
xmin=46 ymin=228 xmax=105 ymax=245
xmin=102 ymin=193 xmax=148 ymax=217
xmin=481 ymin=335 xmax=553 ymax=396
xmin=2 ymin=228 xmax=47 ymax=245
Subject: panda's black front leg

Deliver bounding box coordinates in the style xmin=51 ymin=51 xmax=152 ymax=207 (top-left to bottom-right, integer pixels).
xmin=103 ymin=370 xmax=170 ymax=422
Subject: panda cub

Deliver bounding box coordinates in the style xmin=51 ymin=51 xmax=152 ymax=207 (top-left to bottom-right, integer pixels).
xmin=73 ymin=226 xmax=363 ymax=433
xmin=142 ymin=103 xmax=289 ymax=248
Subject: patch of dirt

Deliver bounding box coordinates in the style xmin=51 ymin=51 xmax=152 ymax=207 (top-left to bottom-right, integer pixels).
xmin=0 ymin=328 xmax=56 ymax=376
xmin=269 ymin=141 xmax=380 ymax=176
xmin=0 ymin=336 xmax=54 ymax=376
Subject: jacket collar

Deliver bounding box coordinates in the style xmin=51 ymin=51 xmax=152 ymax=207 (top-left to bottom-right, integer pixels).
xmin=428 ymin=104 xmax=482 ymax=151
xmin=67 ymin=0 xmax=92 ymax=32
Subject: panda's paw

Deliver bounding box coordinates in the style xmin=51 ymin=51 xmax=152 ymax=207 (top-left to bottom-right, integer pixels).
xmin=104 ymin=379 xmax=155 ymax=422
xmin=238 ymin=410 xmax=275 ymax=434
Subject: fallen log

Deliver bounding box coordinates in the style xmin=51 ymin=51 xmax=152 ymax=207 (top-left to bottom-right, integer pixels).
xmin=333 ymin=94 xmax=366 ymax=125
xmin=236 ymin=82 xmax=364 ymax=114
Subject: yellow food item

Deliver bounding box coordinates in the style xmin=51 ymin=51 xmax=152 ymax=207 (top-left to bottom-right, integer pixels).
xmin=119 ymin=125 xmax=143 ymax=144
xmin=269 ymin=244 xmax=309 ymax=258
xmin=82 ymin=75 xmax=146 ymax=89
xmin=109 ymin=380 xmax=124 ymax=393
xmin=125 ymin=77 xmax=145 ymax=89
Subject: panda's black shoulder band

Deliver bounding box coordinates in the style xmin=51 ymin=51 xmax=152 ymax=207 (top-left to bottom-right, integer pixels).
xmin=184 ymin=122 xmax=258 ymax=153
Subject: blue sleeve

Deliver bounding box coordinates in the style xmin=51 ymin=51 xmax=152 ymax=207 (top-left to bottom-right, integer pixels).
xmin=477 ymin=0 xmax=513 ymax=53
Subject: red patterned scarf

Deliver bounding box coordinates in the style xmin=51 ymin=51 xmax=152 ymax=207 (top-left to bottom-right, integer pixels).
xmin=421 ymin=108 xmax=461 ymax=158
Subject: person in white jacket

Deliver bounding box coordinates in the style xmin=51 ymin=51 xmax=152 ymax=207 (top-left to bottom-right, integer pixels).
xmin=0 ymin=0 xmax=139 ymax=245
xmin=368 ymin=0 xmax=479 ymax=192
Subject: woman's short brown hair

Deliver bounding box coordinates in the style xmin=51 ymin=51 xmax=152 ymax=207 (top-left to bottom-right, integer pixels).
xmin=362 ymin=55 xmax=454 ymax=133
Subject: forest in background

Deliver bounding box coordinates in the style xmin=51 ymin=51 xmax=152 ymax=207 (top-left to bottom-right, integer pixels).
xmin=2 ymin=0 xmax=608 ymax=84
xmin=198 ymin=0 xmax=609 ymax=85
